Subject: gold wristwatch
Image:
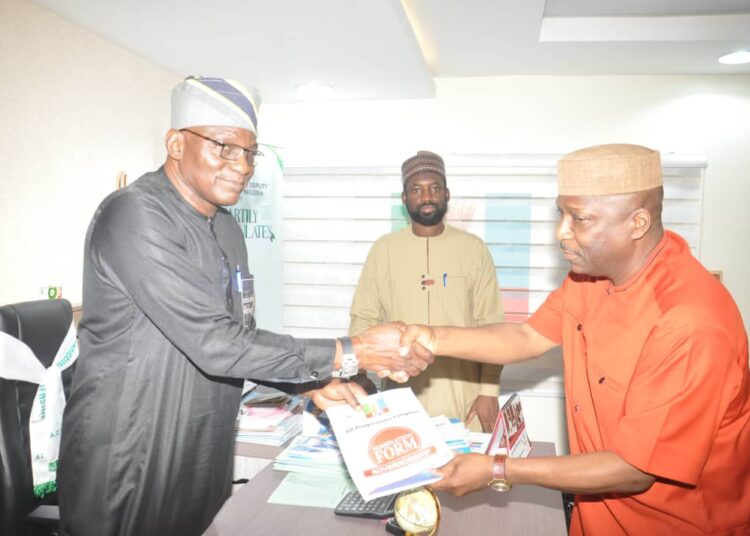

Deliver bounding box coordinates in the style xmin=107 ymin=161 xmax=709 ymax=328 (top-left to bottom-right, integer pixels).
xmin=488 ymin=454 xmax=511 ymax=492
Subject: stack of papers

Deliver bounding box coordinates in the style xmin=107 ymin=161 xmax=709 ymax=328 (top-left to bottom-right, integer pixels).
xmin=234 ymin=386 xmax=303 ymax=446
xmin=273 ymin=433 xmax=350 ymax=478
xmin=431 ymin=415 xmax=494 ymax=454
xmin=467 ymin=431 xmax=493 ymax=454
xmin=432 ymin=415 xmax=472 ymax=453
xmin=271 ymin=404 xmax=356 ymax=508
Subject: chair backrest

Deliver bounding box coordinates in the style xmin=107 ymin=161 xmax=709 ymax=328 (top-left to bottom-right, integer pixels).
xmin=0 ymin=299 xmax=74 ymax=536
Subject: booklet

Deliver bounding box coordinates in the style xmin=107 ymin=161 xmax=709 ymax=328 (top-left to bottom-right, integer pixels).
xmin=326 ymin=388 xmax=454 ymax=501
xmin=485 ymin=392 xmax=532 ymax=458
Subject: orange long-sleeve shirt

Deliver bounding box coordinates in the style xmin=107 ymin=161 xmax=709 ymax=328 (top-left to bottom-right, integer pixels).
xmin=529 ymin=231 xmax=750 ymax=535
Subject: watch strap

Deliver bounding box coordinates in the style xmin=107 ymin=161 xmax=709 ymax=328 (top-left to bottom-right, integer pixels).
xmin=332 ymin=336 xmax=359 ymax=378
xmin=492 ymin=454 xmax=507 ymax=480
xmin=488 ymin=454 xmax=511 ymax=492
xmin=340 ymin=335 xmax=354 ymax=356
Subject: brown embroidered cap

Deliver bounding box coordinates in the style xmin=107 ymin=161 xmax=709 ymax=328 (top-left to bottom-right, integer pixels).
xmin=558 ymin=144 xmax=662 ymax=196
xmin=401 ymin=151 xmax=446 ymax=183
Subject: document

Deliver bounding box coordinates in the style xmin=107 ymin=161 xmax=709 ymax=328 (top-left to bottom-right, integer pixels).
xmin=273 ymin=434 xmax=349 ymax=478
xmin=267 ymin=472 xmax=354 ymax=508
xmin=486 ymin=392 xmax=532 ymax=458
xmin=326 ymin=388 xmax=454 ymax=501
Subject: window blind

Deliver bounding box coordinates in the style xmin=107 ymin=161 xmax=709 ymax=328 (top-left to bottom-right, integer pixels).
xmin=273 ymin=155 xmax=703 ymax=397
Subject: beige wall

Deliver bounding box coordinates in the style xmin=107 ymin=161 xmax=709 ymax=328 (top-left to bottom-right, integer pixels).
xmin=1 ymin=0 xmax=749 ymax=337
xmin=0 ymin=0 xmax=179 ymax=305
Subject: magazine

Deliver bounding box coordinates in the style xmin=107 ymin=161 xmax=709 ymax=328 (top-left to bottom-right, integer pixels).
xmin=234 ymin=386 xmax=303 ymax=446
xmin=326 ymin=388 xmax=454 ymax=501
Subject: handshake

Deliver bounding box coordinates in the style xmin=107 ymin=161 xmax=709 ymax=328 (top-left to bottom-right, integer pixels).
xmin=343 ymin=322 xmax=436 ymax=383
xmin=309 ymin=323 xmax=437 ymax=409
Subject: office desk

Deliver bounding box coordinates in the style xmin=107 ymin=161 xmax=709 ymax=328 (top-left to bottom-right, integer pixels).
xmin=208 ymin=442 xmax=567 ymax=536
xmin=234 ymin=441 xmax=285 ymax=460
xmin=231 ymin=441 xmax=288 ymax=493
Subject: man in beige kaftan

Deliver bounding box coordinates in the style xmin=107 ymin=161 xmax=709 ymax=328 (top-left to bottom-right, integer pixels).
xmin=349 ymin=151 xmax=504 ymax=432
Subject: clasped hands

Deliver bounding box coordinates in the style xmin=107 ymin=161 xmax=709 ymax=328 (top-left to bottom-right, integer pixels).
xmin=355 ymin=322 xmax=436 ymax=383
xmin=307 ymin=323 xmax=436 ymax=409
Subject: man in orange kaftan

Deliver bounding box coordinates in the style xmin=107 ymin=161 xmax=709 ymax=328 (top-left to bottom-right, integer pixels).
xmin=401 ymin=144 xmax=750 ymax=535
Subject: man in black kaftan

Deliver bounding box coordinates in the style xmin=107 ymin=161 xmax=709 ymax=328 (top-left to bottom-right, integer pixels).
xmin=57 ymin=76 xmax=431 ymax=536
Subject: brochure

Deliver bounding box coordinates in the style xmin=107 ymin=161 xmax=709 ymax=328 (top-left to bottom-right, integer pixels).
xmin=486 ymin=392 xmax=532 ymax=458
xmin=326 ymin=388 xmax=454 ymax=501
xmin=273 ymin=434 xmax=349 ymax=478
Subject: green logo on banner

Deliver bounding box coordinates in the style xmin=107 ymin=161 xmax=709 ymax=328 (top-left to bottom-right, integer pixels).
xmin=391 ymin=192 xmax=409 ymax=232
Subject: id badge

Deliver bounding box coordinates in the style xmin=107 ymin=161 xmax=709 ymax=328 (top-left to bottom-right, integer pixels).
xmin=240 ymin=274 xmax=255 ymax=329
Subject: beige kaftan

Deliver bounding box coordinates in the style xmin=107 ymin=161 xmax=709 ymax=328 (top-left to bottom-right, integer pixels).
xmin=349 ymin=224 xmax=504 ymax=431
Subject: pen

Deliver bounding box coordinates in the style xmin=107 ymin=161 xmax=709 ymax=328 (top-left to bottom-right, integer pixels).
xmin=236 ymin=265 xmax=242 ymax=293
xmin=443 ymin=272 xmax=447 ymax=287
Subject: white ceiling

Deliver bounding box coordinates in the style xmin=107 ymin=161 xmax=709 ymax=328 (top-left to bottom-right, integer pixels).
xmin=34 ymin=0 xmax=750 ymax=104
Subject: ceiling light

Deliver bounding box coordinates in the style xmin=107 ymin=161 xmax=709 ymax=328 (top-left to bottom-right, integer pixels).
xmin=295 ymin=81 xmax=334 ymax=99
xmin=718 ymin=50 xmax=750 ymax=65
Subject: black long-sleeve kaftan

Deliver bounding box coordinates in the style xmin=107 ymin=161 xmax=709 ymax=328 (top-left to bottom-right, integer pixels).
xmin=58 ymin=169 xmax=334 ymax=536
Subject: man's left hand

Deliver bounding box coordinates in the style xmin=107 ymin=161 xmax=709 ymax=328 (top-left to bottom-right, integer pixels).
xmin=305 ymin=380 xmax=367 ymax=410
xmin=431 ymin=453 xmax=494 ymax=496
xmin=465 ymin=395 xmax=500 ymax=432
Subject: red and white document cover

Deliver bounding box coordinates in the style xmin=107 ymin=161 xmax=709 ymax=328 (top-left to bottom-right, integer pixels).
xmin=326 ymin=388 xmax=454 ymax=501
xmin=486 ymin=392 xmax=532 ymax=458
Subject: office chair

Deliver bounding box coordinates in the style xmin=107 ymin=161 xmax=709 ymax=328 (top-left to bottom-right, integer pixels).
xmin=0 ymin=299 xmax=75 ymax=536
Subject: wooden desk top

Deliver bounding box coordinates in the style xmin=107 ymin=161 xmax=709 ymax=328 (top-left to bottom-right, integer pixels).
xmin=208 ymin=441 xmax=567 ymax=536
xmin=234 ymin=440 xmax=287 ymax=460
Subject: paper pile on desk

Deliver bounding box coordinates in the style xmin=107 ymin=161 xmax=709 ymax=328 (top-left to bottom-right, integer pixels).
xmin=432 ymin=415 xmax=494 ymax=454
xmin=273 ymin=433 xmax=349 ymax=478
xmin=432 ymin=415 xmax=473 ymax=453
xmin=326 ymin=388 xmax=454 ymax=501
xmin=234 ymin=386 xmax=303 ymax=446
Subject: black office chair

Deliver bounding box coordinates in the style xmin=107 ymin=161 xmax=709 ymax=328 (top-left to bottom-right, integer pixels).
xmin=0 ymin=299 xmax=76 ymax=536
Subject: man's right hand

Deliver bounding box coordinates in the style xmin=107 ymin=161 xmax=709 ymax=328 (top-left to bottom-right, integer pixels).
xmin=377 ymin=324 xmax=436 ymax=382
xmin=430 ymin=453 xmax=494 ymax=496
xmin=304 ymin=379 xmax=367 ymax=410
xmin=355 ymin=322 xmax=434 ymax=383
xmin=399 ymin=324 xmax=437 ymax=354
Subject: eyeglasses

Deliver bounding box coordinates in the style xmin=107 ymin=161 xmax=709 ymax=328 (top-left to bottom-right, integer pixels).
xmin=181 ymin=128 xmax=263 ymax=166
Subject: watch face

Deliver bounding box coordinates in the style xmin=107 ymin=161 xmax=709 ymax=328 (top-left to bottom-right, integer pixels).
xmin=489 ymin=479 xmax=511 ymax=492
xmin=340 ymin=353 xmax=359 ymax=377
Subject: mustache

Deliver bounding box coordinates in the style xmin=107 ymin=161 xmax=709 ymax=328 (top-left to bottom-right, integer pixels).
xmin=418 ymin=203 xmax=438 ymax=210
xmin=218 ymin=173 xmax=250 ymax=184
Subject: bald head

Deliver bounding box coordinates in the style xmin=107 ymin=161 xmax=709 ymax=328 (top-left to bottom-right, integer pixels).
xmin=605 ymin=186 xmax=664 ymax=235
